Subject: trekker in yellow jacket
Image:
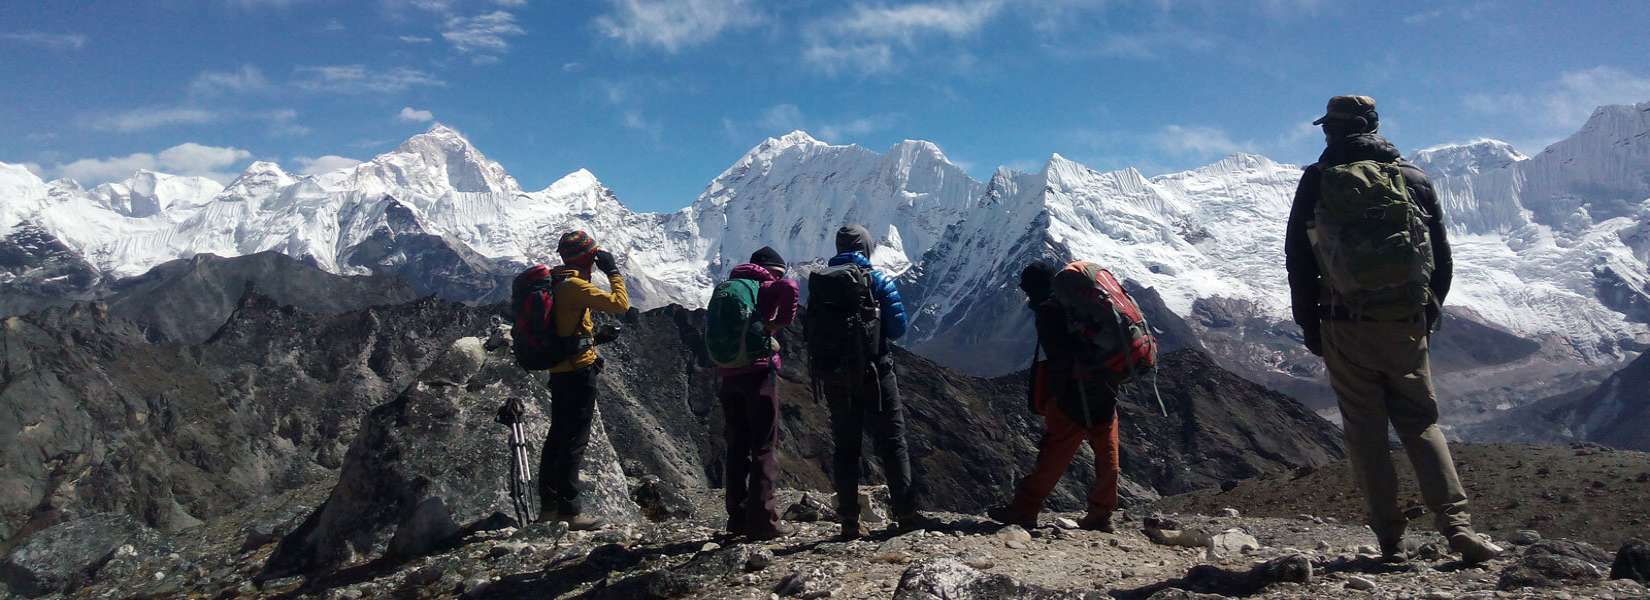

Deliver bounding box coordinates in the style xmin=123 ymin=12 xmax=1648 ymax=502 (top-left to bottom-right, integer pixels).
xmin=538 ymin=230 xmax=630 ymax=530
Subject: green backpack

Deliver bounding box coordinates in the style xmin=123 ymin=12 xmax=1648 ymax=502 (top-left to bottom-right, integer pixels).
xmin=1309 ymin=160 xmax=1435 ymax=321
xmin=705 ymin=278 xmax=771 ymax=368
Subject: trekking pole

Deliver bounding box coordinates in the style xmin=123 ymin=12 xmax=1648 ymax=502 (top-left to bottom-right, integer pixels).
xmin=496 ymin=397 xmax=536 ymax=526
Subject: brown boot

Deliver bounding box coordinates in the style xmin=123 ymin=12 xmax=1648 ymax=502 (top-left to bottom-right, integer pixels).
xmin=1449 ymin=531 xmax=1504 ymax=565
xmin=748 ymin=521 xmax=797 ymax=541
xmin=987 ymin=506 xmax=1037 ymax=529
xmin=1077 ymin=511 xmax=1114 ymax=533
xmin=838 ymin=521 xmax=871 ymax=540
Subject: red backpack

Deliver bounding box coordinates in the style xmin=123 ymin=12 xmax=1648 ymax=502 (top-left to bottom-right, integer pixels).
xmin=1050 ymin=261 xmax=1158 ymax=385
xmin=511 ymin=265 xmax=576 ymax=370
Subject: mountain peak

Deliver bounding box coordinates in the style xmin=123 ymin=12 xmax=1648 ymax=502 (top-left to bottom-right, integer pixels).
xmin=364 ymin=122 xmax=517 ymax=195
xmin=543 ymin=168 xmax=602 ymax=197
xmin=1413 ymin=139 xmax=1527 ymax=177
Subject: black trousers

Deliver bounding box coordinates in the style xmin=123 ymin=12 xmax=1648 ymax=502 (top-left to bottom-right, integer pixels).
xmin=823 ymin=359 xmax=918 ymax=521
xmin=538 ymin=363 xmax=599 ymax=515
xmin=719 ymin=369 xmax=781 ymax=532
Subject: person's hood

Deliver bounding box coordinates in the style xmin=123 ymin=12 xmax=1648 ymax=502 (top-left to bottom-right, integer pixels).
xmin=827 ymin=252 xmax=873 ymax=268
xmin=728 ymin=263 xmax=776 ymax=283
xmin=1319 ymin=132 xmax=1401 ymax=167
xmin=835 ymin=224 xmax=874 ymax=257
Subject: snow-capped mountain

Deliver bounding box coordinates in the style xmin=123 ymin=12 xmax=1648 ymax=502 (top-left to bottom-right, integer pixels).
xmin=3 ymin=108 xmax=1648 ymax=415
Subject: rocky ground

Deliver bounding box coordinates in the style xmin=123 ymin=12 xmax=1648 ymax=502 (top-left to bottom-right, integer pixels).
xmin=11 ymin=483 xmax=1649 ymax=600
xmin=1155 ymin=443 xmax=1650 ymax=551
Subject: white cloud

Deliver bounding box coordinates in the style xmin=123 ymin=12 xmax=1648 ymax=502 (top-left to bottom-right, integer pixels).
xmin=742 ymin=103 xmax=895 ymax=142
xmin=320 ymin=18 xmax=347 ymax=32
xmin=189 ymin=65 xmax=271 ymax=96
xmin=1 ymin=31 xmax=88 ymax=50
xmin=594 ymin=0 xmax=761 ymax=53
xmin=398 ymin=106 xmax=436 ymax=122
xmin=818 ymin=115 xmax=897 ymax=141
xmin=52 ymin=143 xmax=253 ymax=184
xmin=562 ymin=62 xmax=585 ymax=72
xmin=1151 ymin=125 xmax=1253 ymax=159
xmin=442 ymin=10 xmax=526 ymax=60
xmin=494 ymin=0 xmax=527 ymax=6
xmin=22 ymin=163 xmax=45 ymax=177
xmin=1464 ymin=66 xmax=1650 ymax=150
xmin=804 ymin=0 xmax=1001 ymax=75
xmin=263 ymin=108 xmax=311 ymax=137
xmin=87 ymin=107 xmax=220 ymax=132
xmin=759 ymin=104 xmax=806 ymax=133
xmin=293 ymin=155 xmax=364 ymax=176
xmin=828 ymin=1 xmax=1002 ymax=41
xmin=293 ymin=65 xmax=445 ymax=94
xmin=621 ymin=110 xmax=663 ymax=139
xmin=381 ymin=0 xmax=458 ymax=15
xmin=802 ymin=42 xmax=894 ymax=75
xmin=399 ymin=35 xmax=434 ymax=43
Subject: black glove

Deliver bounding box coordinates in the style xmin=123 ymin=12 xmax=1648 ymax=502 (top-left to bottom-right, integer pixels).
xmin=623 ymin=307 xmax=641 ymax=324
xmin=1302 ymin=324 xmax=1323 ymax=357
xmin=1426 ymin=303 xmax=1442 ymax=333
xmin=593 ymin=249 xmax=619 ymax=276
xmin=593 ymin=323 xmax=621 ymax=345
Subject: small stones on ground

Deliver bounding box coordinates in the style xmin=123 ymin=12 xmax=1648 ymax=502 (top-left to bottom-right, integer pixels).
xmin=700 ymin=542 xmax=721 ymax=553
xmin=1005 ymin=540 xmax=1028 ymax=550
xmin=1345 ymin=575 xmax=1377 ymax=591
xmin=1316 ymin=540 xmax=1333 ymax=553
xmin=745 ymin=548 xmax=774 ymax=572
xmin=1054 ymin=517 xmax=1080 ymax=530
xmin=1217 ymin=508 xmax=1240 ymax=518
xmin=963 ymin=556 xmax=994 ymax=570
xmin=1512 ymin=530 xmax=1543 ymax=545
xmin=1209 ymin=529 xmax=1261 ymax=557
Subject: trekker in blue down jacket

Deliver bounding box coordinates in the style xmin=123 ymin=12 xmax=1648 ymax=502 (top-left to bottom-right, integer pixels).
xmin=810 ymin=224 xmax=933 ymax=539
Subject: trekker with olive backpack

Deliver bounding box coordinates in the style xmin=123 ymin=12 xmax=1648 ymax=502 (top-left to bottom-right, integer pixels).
xmin=989 ymin=260 xmax=1155 ymax=533
xmin=1285 ymin=95 xmax=1500 ymax=565
xmin=805 ymin=225 xmax=933 ymax=539
xmin=705 ymin=246 xmax=799 ymax=540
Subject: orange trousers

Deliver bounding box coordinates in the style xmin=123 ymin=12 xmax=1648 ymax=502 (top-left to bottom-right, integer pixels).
xmin=1009 ymin=405 xmax=1121 ymax=517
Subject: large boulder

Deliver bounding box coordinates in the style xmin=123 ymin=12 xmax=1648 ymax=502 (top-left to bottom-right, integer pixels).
xmin=262 ymin=336 xmax=640 ymax=577
xmin=1613 ymin=538 xmax=1650 ymax=584
xmin=0 ymin=513 xmax=169 ymax=598
xmin=1498 ymin=539 xmax=1613 ymax=590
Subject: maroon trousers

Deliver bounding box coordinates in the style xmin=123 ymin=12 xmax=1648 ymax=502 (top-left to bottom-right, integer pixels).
xmin=719 ymin=369 xmax=781 ymax=532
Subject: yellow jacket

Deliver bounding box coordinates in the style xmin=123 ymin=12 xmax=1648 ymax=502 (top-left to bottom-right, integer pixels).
xmin=549 ymin=267 xmax=630 ymax=373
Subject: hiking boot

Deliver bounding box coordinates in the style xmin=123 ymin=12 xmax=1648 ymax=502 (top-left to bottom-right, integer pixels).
xmin=1378 ymin=539 xmax=1408 ymax=564
xmin=747 ymin=521 xmax=797 ymax=541
xmin=838 ymin=521 xmax=871 ymax=541
xmin=539 ymin=512 xmax=604 ymax=531
xmin=1449 ymin=531 xmax=1504 ymax=565
xmin=1077 ymin=511 xmax=1114 ymax=533
xmin=726 ymin=517 xmax=751 ymax=538
xmin=987 ymin=505 xmax=1037 ymax=529
xmin=893 ymin=512 xmax=943 ymax=534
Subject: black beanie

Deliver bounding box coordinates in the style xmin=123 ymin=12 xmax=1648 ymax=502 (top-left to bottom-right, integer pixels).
xmin=750 ymin=246 xmax=785 ymax=268
xmin=1019 ymin=261 xmax=1058 ymax=302
xmin=835 ymin=224 xmax=873 ymax=257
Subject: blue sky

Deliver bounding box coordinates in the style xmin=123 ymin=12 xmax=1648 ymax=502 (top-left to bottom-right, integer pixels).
xmin=3 ymin=0 xmax=1649 ymax=212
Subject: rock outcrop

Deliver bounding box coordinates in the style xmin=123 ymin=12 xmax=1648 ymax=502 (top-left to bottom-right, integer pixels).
xmin=262 ymin=335 xmax=640 ymax=576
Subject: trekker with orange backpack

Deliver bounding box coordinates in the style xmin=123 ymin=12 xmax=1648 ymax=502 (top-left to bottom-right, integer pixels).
xmin=989 ymin=260 xmax=1157 ymax=533
xmin=510 ymin=230 xmax=630 ymax=531
xmin=705 ymin=246 xmax=799 ymax=540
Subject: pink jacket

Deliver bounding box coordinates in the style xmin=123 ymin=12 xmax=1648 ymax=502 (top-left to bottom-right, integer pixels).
xmin=718 ymin=263 xmax=799 ymax=376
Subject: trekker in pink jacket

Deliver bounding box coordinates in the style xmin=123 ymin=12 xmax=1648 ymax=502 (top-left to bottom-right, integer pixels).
xmin=716 ymin=246 xmax=798 ymax=540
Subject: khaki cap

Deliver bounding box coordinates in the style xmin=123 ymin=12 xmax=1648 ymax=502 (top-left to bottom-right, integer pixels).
xmin=1312 ymin=95 xmax=1377 ymax=125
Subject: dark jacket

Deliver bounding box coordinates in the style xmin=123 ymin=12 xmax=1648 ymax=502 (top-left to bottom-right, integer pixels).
xmin=1031 ymin=298 xmax=1115 ymax=426
xmin=1284 ymin=133 xmax=1453 ymax=330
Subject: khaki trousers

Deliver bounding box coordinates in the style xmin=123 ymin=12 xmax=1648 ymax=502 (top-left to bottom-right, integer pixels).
xmin=1322 ymin=319 xmax=1471 ymax=544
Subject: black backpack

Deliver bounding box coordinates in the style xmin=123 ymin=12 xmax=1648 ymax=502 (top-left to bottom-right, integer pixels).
xmin=511 ymin=265 xmax=577 ymax=371
xmin=805 ymin=264 xmax=881 ymax=374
